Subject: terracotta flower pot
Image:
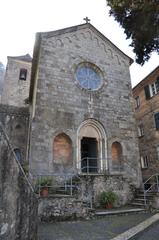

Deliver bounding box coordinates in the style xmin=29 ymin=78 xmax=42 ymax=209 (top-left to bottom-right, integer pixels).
xmin=40 ymin=187 xmax=49 ymax=197
xmin=105 ymin=203 xmax=113 ymax=209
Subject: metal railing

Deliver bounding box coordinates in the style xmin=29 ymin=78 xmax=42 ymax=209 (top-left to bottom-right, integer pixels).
xmin=143 ymin=174 xmax=159 ymax=205
xmin=30 ymin=173 xmax=94 ymax=208
xmin=81 ymin=157 xmax=99 ymax=174
xmin=80 ymin=156 xmax=129 ymax=174
xmin=30 ymin=173 xmax=80 ymax=197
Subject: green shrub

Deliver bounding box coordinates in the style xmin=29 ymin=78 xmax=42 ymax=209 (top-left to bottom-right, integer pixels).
xmin=99 ymin=191 xmax=118 ymax=205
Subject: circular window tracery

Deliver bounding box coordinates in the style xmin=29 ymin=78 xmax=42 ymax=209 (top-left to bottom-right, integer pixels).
xmin=75 ymin=62 xmax=103 ymax=91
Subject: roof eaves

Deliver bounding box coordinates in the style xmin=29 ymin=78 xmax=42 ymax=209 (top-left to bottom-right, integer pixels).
xmin=133 ymin=65 xmax=159 ymax=91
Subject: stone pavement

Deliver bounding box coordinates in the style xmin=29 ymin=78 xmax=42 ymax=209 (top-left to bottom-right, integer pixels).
xmin=38 ymin=213 xmax=154 ymax=240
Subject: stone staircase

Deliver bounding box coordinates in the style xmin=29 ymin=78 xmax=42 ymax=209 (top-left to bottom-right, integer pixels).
xmin=130 ymin=189 xmax=157 ymax=208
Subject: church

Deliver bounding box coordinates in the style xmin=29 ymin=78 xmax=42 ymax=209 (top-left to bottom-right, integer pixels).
xmin=1 ymin=21 xmax=142 ymax=213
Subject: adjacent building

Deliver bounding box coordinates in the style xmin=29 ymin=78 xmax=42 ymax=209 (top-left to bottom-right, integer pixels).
xmin=133 ymin=66 xmax=159 ymax=181
xmin=1 ymin=54 xmax=32 ymax=107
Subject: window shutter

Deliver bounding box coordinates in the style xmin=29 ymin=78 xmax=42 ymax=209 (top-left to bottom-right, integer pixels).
xmin=154 ymin=112 xmax=159 ymax=130
xmin=144 ymin=85 xmax=150 ymax=100
xmin=156 ymin=76 xmax=159 ymax=92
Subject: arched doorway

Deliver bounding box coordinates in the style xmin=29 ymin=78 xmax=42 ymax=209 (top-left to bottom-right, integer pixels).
xmin=77 ymin=119 xmax=107 ymax=173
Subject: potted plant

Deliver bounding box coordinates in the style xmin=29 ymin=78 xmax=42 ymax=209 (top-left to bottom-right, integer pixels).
xmin=35 ymin=176 xmax=52 ymax=197
xmin=99 ymin=191 xmax=117 ymax=209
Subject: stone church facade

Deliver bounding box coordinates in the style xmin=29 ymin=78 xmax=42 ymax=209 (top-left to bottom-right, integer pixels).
xmin=28 ymin=23 xmax=141 ymax=204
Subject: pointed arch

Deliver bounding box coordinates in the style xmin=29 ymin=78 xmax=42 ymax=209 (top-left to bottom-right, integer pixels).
xmin=77 ymin=119 xmax=107 ymax=173
xmin=53 ymin=133 xmax=73 ymax=166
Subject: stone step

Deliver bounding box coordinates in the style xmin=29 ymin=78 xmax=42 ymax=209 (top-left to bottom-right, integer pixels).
xmin=136 ymin=193 xmax=155 ymax=197
xmin=45 ymin=194 xmax=74 ymax=198
xmin=131 ymin=203 xmax=146 ymax=207
xmin=95 ymin=208 xmax=145 ymax=216
xmin=134 ymin=198 xmax=145 ymax=201
xmin=137 ymin=191 xmax=157 ymax=195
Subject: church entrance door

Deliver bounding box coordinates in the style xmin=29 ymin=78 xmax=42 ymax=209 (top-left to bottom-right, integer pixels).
xmin=81 ymin=137 xmax=98 ymax=173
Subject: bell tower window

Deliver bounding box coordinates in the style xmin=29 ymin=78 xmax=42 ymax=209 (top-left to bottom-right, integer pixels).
xmin=19 ymin=68 xmax=27 ymax=80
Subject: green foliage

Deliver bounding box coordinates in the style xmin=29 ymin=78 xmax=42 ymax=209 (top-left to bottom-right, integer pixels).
xmin=106 ymin=0 xmax=159 ymax=64
xmin=99 ymin=191 xmax=118 ymax=205
xmin=35 ymin=176 xmax=52 ymax=187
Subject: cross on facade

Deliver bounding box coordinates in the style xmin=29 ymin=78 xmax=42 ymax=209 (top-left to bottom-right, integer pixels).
xmin=83 ymin=17 xmax=91 ymax=24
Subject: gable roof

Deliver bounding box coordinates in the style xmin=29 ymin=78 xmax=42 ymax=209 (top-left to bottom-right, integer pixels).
xmin=39 ymin=23 xmax=133 ymax=64
xmin=29 ymin=23 xmax=133 ymax=102
xmin=8 ymin=54 xmax=32 ymax=63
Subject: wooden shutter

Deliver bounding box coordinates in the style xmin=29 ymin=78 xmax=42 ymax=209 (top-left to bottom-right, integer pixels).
xmin=154 ymin=112 xmax=159 ymax=130
xmin=156 ymin=77 xmax=159 ymax=92
xmin=144 ymin=85 xmax=150 ymax=100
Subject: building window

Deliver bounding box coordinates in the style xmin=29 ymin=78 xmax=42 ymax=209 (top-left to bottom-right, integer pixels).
xmin=144 ymin=77 xmax=159 ymax=99
xmin=19 ymin=68 xmax=27 ymax=80
xmin=150 ymin=83 xmax=157 ymax=96
xmin=138 ymin=124 xmax=144 ymax=137
xmin=154 ymin=112 xmax=159 ymax=130
xmin=140 ymin=156 xmax=149 ymax=169
xmin=155 ymin=76 xmax=159 ymax=92
xmin=144 ymin=85 xmax=151 ymax=100
xmin=135 ymin=96 xmax=140 ymax=109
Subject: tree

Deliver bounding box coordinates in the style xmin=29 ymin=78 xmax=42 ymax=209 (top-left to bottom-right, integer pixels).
xmin=106 ymin=0 xmax=159 ymax=65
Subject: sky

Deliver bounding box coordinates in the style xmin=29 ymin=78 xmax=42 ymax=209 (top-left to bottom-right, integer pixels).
xmin=0 ymin=0 xmax=158 ymax=87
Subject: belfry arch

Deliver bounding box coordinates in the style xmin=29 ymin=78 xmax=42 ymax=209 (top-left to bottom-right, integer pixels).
xmin=77 ymin=119 xmax=107 ymax=173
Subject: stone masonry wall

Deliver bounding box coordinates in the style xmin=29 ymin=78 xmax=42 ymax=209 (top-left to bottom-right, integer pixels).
xmin=38 ymin=174 xmax=134 ymax=221
xmin=0 ymin=104 xmax=30 ymax=166
xmin=0 ymin=132 xmax=38 ymax=240
xmin=30 ymin=25 xmax=141 ymax=189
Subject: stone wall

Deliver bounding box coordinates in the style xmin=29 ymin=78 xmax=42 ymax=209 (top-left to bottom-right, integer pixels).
xmin=78 ymin=175 xmax=134 ymax=207
xmin=0 ymin=104 xmax=29 ymax=166
xmin=38 ymin=174 xmax=134 ymax=221
xmin=0 ymin=106 xmax=38 ymax=239
xmin=0 ymin=143 xmax=38 ymax=239
xmin=38 ymin=197 xmax=89 ymax=221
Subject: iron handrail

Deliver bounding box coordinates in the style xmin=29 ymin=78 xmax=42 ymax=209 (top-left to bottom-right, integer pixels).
xmin=143 ymin=174 xmax=159 ymax=186
xmin=31 ymin=173 xmax=79 ymax=197
xmin=143 ymin=173 xmax=159 ymax=205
